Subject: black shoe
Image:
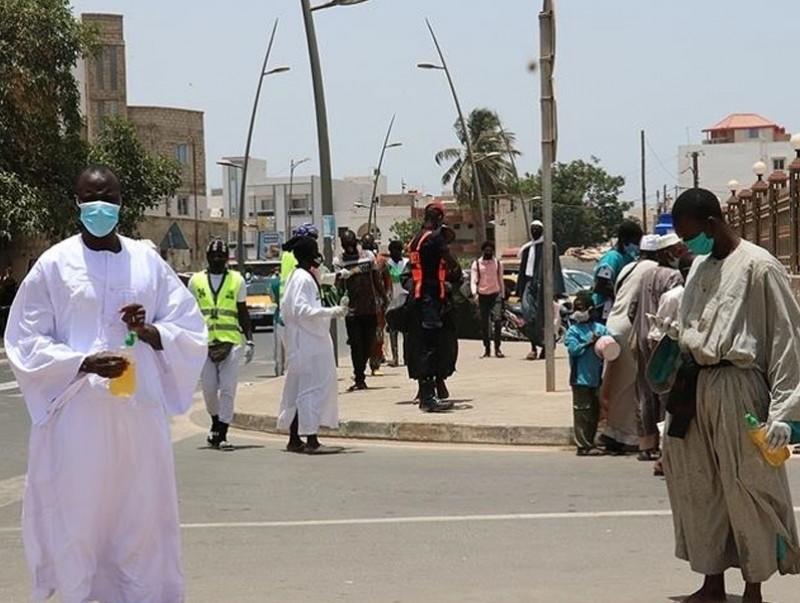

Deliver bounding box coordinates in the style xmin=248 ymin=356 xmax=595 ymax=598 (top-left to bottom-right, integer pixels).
xmin=436 ymin=379 xmax=450 ymax=400
xmin=481 ymin=349 xmax=491 ymax=358
xmin=419 ymin=379 xmax=453 ymax=413
xmin=347 ymin=381 xmax=368 ymax=392
xmin=286 ymin=441 xmax=306 ymax=453
xmin=494 ymin=349 xmax=505 ymax=358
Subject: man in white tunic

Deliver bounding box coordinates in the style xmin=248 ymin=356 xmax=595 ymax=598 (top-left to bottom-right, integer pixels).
xmin=4 ymin=165 xmax=207 ymax=603
xmin=277 ymin=237 xmax=346 ymax=454
xmin=598 ymin=234 xmax=658 ymax=453
xmin=664 ymin=188 xmax=800 ymax=603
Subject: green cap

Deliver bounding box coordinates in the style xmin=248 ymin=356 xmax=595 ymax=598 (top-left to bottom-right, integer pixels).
xmin=124 ymin=331 xmax=137 ymax=347
xmin=744 ymin=413 xmax=759 ymax=428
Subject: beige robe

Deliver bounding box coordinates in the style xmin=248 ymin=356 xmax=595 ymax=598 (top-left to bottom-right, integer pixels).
xmin=601 ymin=259 xmax=657 ymax=447
xmin=663 ymin=240 xmax=800 ymax=582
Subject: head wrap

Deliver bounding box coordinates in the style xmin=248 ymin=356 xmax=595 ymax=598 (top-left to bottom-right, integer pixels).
xmin=292 ymin=222 xmax=318 ymax=238
xmin=207 ymin=238 xmax=228 ymax=255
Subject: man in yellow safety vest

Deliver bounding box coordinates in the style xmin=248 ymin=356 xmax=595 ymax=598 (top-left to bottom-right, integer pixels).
xmin=189 ymin=239 xmax=254 ymax=449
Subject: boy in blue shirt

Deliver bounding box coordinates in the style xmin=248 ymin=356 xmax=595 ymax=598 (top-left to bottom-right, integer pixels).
xmin=565 ymin=291 xmax=608 ymax=456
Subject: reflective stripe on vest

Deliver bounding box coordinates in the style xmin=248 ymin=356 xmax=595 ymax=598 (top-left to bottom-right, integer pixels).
xmin=409 ymin=230 xmax=446 ymax=300
xmin=190 ymin=270 xmax=244 ymax=345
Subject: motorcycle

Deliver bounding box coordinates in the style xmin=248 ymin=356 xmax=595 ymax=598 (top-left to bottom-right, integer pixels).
xmin=501 ymin=298 xmax=573 ymax=343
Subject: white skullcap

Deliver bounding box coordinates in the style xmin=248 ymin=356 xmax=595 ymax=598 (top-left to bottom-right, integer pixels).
xmin=530 ymin=219 xmax=543 ymax=227
xmin=639 ymin=234 xmax=660 ymax=252
xmin=657 ymin=233 xmax=682 ymax=250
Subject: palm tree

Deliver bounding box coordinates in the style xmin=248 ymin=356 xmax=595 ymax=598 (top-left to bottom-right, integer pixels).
xmin=435 ymin=108 xmax=519 ymax=239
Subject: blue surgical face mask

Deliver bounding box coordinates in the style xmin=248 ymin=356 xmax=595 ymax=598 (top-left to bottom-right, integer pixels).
xmin=684 ymin=232 xmax=714 ymax=256
xmin=624 ymin=243 xmax=639 ymax=259
xmin=78 ymin=200 xmax=120 ymax=238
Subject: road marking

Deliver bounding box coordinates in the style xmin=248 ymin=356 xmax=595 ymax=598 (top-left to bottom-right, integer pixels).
xmin=0 ymin=381 xmax=18 ymax=392
xmin=3 ymin=507 xmax=800 ymax=534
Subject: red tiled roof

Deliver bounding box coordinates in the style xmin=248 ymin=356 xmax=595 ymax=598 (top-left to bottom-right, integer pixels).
xmin=702 ymin=113 xmax=781 ymax=132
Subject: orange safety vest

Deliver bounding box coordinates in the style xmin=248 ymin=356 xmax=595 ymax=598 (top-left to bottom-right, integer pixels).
xmin=408 ymin=230 xmax=447 ymax=300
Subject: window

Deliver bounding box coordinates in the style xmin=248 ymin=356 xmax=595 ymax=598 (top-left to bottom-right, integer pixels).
xmin=259 ymin=197 xmax=275 ymax=213
xmin=177 ymin=196 xmax=190 ymax=216
xmin=289 ymin=196 xmax=310 ymax=215
xmin=109 ymin=47 xmax=118 ymax=91
xmin=95 ymin=48 xmax=105 ymax=90
xmin=175 ymin=144 xmax=189 ymax=165
xmin=748 ymin=128 xmax=761 ymax=139
xmin=773 ymin=158 xmax=786 ymax=171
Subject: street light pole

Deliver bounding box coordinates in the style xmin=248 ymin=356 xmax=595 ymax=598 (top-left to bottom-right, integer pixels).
xmin=236 ymin=19 xmax=289 ymax=272
xmin=287 ymin=156 xmax=310 ymax=240
xmin=368 ymin=114 xmax=402 ymax=239
xmin=419 ymin=18 xmax=486 ymax=241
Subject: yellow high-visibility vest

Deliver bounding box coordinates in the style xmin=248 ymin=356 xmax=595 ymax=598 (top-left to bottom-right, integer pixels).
xmin=189 ymin=270 xmax=244 ymax=345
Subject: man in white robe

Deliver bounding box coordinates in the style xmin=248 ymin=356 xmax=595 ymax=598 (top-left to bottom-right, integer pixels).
xmin=599 ymin=235 xmax=659 ymax=452
xmin=665 ymin=188 xmax=800 ymax=603
xmin=4 ymin=165 xmax=207 ymax=603
xmin=277 ymin=237 xmax=346 ymax=454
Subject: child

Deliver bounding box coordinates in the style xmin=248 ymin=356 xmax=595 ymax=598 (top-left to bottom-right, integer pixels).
xmin=564 ymin=290 xmax=608 ymax=456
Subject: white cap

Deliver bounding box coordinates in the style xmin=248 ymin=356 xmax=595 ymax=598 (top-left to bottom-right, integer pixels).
xmin=639 ymin=234 xmax=660 ymax=252
xmin=530 ymin=219 xmax=543 ymax=227
xmin=657 ymin=233 xmax=682 ymax=250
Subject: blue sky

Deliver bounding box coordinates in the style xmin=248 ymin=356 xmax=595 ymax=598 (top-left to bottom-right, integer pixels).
xmin=71 ymin=0 xmax=799 ymax=205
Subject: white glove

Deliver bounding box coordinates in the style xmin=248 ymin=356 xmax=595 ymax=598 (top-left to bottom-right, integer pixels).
xmin=766 ymin=421 xmax=792 ymax=450
xmin=244 ymin=341 xmax=255 ymax=364
xmin=332 ymin=305 xmax=348 ymax=319
xmin=339 ymin=269 xmax=351 ymax=280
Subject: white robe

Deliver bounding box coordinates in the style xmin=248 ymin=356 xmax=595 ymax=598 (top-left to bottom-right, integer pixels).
xmin=277 ymin=269 xmax=339 ymax=435
xmin=4 ymin=235 xmax=207 ymax=603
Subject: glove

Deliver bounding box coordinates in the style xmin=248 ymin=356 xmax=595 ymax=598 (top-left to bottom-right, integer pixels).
xmin=244 ymin=341 xmax=255 ymax=364
xmin=339 ymin=269 xmax=351 ymax=280
xmin=332 ymin=305 xmax=348 ymax=319
xmin=766 ymin=421 xmax=792 ymax=450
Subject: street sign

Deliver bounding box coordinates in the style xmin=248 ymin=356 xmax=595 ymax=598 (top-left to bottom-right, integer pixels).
xmin=258 ymin=231 xmax=283 ymax=260
xmin=322 ymin=214 xmax=336 ymax=239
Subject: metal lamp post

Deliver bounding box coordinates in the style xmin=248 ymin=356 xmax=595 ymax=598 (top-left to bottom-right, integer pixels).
xmin=367 ymin=114 xmax=402 ymax=240
xmin=418 ymin=19 xmax=487 ymax=241
xmin=300 ymin=0 xmax=371 ymax=267
xmin=235 ymin=19 xmax=289 ymax=271
xmin=287 ymin=156 xmax=311 ymax=240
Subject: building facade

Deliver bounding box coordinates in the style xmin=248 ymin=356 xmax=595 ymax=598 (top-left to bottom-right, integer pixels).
xmin=678 ymin=113 xmax=796 ymax=200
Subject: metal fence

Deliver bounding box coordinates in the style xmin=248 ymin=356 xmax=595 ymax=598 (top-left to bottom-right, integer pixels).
xmin=726 ymin=160 xmax=800 ymax=273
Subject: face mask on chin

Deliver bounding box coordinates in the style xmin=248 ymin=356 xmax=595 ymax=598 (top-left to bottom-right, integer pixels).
xmin=78 ymin=200 xmax=120 ymax=238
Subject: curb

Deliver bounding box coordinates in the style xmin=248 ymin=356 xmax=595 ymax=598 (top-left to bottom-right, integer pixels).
xmin=233 ymin=412 xmax=573 ymax=447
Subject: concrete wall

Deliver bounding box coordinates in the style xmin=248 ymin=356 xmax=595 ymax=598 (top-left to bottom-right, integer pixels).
xmin=678 ymin=140 xmax=795 ymax=199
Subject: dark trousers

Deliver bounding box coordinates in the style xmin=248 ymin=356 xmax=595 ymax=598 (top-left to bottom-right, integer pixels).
xmin=572 ymin=385 xmax=600 ymax=450
xmin=478 ymin=293 xmax=502 ymax=352
xmin=346 ymin=314 xmax=377 ymax=383
xmin=419 ymin=295 xmax=442 ymax=380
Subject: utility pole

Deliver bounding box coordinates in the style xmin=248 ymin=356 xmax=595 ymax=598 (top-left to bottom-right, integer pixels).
xmin=691 ymin=151 xmax=700 ymax=188
xmin=191 ymin=136 xmax=199 ymax=269
xmin=640 ymin=130 xmax=647 ymax=232
xmin=540 ymin=0 xmax=556 ymax=392
xmin=663 ymin=184 xmax=668 ymax=212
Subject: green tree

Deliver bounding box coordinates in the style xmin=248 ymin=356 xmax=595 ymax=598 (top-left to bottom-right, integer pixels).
xmin=389 ymin=217 xmax=423 ymax=246
xmin=0 ymin=0 xmax=96 ymax=242
xmin=516 ymin=156 xmax=630 ymax=250
xmin=87 ymin=117 xmax=182 ymax=237
xmin=435 ymin=109 xmax=518 ymax=236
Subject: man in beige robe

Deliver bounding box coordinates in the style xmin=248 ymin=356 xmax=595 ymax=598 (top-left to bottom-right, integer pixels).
xmin=599 ymin=235 xmax=659 ymax=452
xmin=664 ymin=188 xmax=800 ymax=603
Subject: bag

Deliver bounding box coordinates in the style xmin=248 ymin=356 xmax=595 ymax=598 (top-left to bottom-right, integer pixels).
xmin=208 ymin=341 xmax=234 ymax=363
xmin=665 ymin=356 xmax=700 ymax=439
xmin=386 ymin=290 xmax=412 ymax=333
xmin=646 ymin=336 xmax=682 ymax=394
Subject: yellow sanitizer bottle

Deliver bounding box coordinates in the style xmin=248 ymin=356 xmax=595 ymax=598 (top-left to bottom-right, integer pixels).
xmin=109 ymin=332 xmax=137 ymax=398
xmin=744 ymin=413 xmax=790 ymax=467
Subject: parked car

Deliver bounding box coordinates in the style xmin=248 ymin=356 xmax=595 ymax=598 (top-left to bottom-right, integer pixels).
xmin=246 ymin=277 xmax=277 ymax=329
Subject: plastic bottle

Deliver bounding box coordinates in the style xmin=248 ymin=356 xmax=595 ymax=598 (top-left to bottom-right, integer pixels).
xmin=110 ymin=332 xmax=137 ymax=398
xmin=744 ymin=413 xmax=790 ymax=467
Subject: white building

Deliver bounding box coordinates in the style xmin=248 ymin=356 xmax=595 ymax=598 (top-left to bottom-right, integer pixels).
xmin=218 ymin=157 xmax=395 ymax=260
xmin=678 ymin=113 xmax=796 ymax=199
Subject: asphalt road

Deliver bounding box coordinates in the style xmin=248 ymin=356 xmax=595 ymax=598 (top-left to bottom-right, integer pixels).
xmin=2 ymin=341 xmax=800 ymax=602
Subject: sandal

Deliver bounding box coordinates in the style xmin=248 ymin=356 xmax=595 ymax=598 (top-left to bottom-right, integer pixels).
xmin=637 ymin=450 xmax=659 ymax=462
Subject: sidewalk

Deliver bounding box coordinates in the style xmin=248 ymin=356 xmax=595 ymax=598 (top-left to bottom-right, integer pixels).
xmin=233 ymin=339 xmax=576 ymax=446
